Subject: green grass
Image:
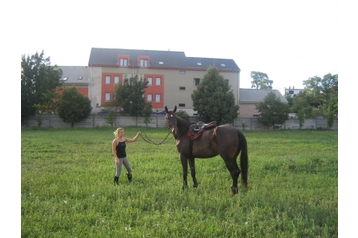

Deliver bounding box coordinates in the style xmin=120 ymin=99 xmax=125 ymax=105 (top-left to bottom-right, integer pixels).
xmin=21 ymin=127 xmax=338 ymax=237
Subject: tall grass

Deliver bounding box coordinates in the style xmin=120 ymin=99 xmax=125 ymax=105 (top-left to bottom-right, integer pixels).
xmin=21 ymin=127 xmax=338 ymax=237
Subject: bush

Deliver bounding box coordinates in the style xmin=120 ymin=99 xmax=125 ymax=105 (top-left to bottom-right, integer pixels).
xmin=176 ymin=110 xmax=190 ymax=121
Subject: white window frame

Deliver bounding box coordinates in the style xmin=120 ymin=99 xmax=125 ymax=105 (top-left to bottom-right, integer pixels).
xmin=105 ymin=76 xmax=110 ymax=84
xmin=147 ymin=94 xmax=153 ymax=102
xmin=147 ymin=77 xmax=152 ymax=86
xmin=114 ymin=76 xmax=119 ymax=84
xmin=119 ymin=58 xmax=128 ymax=66
xmin=155 ymin=94 xmax=160 ymax=102
xmin=156 ymin=77 xmax=161 ymax=86
xmin=140 ymin=59 xmax=148 ymax=67
xmin=105 ymin=92 xmax=111 ymax=101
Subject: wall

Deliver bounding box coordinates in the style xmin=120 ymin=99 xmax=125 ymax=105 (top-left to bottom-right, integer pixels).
xmin=24 ymin=114 xmax=338 ymax=130
xmin=239 ymin=104 xmax=260 ymax=118
xmin=87 ymin=66 xmax=240 ymax=115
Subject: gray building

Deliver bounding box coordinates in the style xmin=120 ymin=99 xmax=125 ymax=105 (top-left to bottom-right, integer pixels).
xmin=239 ymin=88 xmax=287 ymax=118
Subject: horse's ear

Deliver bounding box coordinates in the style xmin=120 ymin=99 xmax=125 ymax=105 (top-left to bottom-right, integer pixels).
xmin=165 ymin=106 xmax=168 ymax=113
xmin=173 ymin=105 xmax=177 ymax=113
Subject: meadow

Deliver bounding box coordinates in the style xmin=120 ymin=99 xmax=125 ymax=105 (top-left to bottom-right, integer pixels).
xmin=21 ymin=127 xmax=338 ymax=237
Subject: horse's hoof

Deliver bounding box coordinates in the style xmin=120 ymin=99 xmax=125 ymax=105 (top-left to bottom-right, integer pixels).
xmin=231 ymin=186 xmax=238 ymax=194
xmin=193 ymin=183 xmax=198 ymax=188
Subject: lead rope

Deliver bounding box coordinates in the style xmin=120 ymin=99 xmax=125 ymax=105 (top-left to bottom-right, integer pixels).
xmin=140 ymin=130 xmax=172 ymax=145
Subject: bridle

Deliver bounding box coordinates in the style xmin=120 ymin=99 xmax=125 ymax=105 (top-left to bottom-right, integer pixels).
xmin=139 ymin=110 xmax=176 ymax=145
xmin=140 ymin=130 xmax=172 ymax=146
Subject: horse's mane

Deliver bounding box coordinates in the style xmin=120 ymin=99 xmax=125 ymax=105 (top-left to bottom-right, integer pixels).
xmin=175 ymin=114 xmax=192 ymax=138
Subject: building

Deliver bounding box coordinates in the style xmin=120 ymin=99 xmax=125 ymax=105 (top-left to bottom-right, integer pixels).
xmin=284 ymin=86 xmax=302 ymax=97
xmin=59 ymin=66 xmax=89 ymax=97
xmin=60 ymin=47 xmax=240 ymax=115
xmin=238 ymin=88 xmax=288 ymax=118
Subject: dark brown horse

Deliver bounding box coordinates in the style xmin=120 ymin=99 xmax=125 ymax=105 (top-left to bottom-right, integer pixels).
xmin=165 ymin=106 xmax=248 ymax=194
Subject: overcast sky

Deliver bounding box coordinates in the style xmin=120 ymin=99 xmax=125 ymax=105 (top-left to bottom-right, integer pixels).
xmin=18 ymin=0 xmax=338 ymax=90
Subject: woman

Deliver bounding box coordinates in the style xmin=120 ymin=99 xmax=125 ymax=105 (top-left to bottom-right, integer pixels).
xmin=112 ymin=128 xmax=141 ymax=185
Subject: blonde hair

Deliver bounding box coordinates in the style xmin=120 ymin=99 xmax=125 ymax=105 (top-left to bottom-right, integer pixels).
xmin=113 ymin=127 xmax=124 ymax=138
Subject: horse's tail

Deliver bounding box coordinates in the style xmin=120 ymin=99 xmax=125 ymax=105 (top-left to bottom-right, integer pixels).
xmin=238 ymin=131 xmax=248 ymax=188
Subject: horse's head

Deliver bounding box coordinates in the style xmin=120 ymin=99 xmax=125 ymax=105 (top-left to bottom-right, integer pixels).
xmin=165 ymin=105 xmax=177 ymax=133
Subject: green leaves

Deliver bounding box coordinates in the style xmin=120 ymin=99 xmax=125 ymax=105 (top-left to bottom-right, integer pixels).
xmin=57 ymin=87 xmax=92 ymax=127
xmin=21 ymin=51 xmax=62 ymax=122
xmin=191 ymin=66 xmax=239 ymax=125
xmin=113 ymin=75 xmax=149 ymax=116
xmin=250 ymin=71 xmax=273 ymax=89
xmin=256 ymin=92 xmax=289 ymax=129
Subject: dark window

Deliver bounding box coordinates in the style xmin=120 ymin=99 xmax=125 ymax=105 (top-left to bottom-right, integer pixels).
xmin=194 ymin=78 xmax=200 ymax=86
xmin=179 ymin=86 xmax=186 ymax=90
xmin=178 ymin=103 xmax=185 ymax=107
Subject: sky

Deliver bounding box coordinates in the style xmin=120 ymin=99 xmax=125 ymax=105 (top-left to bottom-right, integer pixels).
xmin=17 ymin=0 xmax=339 ymax=91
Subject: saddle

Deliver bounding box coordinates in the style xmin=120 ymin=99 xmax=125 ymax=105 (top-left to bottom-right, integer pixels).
xmin=187 ymin=121 xmax=216 ymax=140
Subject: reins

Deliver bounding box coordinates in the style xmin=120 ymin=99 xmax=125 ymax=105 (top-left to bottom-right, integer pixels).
xmin=140 ymin=130 xmax=172 ymax=145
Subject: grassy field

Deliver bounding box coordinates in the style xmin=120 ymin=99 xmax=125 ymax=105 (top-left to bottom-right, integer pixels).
xmin=21 ymin=127 xmax=338 ymax=237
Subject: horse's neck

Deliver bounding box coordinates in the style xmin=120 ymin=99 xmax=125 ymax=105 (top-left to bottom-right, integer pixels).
xmin=176 ymin=117 xmax=190 ymax=133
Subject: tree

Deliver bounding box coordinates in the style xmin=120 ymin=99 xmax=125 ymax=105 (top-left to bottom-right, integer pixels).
xmin=322 ymin=94 xmax=338 ymax=129
xmin=250 ymin=71 xmax=273 ymax=89
xmin=191 ymin=66 xmax=239 ymax=125
xmin=21 ymin=51 xmax=62 ymax=122
xmin=113 ymin=75 xmax=149 ymax=117
xmin=302 ymin=73 xmax=338 ymax=127
xmin=290 ymin=92 xmax=314 ymax=129
xmin=57 ymin=87 xmax=92 ymax=127
xmin=256 ymin=92 xmax=289 ymax=130
xmin=143 ymin=102 xmax=153 ymax=126
xmin=176 ymin=110 xmax=190 ymax=121
xmin=291 ymin=92 xmax=315 ymax=117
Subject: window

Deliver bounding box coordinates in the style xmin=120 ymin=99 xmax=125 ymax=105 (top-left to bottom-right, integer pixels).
xmin=179 ymin=86 xmax=186 ymax=90
xmin=138 ymin=56 xmax=150 ymax=67
xmin=197 ymin=62 xmax=202 ymax=65
xmin=179 ymin=70 xmax=186 ymax=74
xmin=289 ymin=90 xmax=294 ymax=94
xmin=178 ymin=103 xmax=185 ymax=107
xmin=117 ymin=55 xmax=130 ymax=66
xmin=155 ymin=94 xmax=161 ymax=102
xmin=147 ymin=77 xmax=152 ymax=85
xmin=140 ymin=59 xmax=148 ymax=67
xmin=156 ymin=77 xmax=161 ymax=86
xmin=105 ymin=92 xmax=111 ymax=101
xmin=105 ymin=76 xmax=110 ymax=84
xmin=114 ymin=76 xmax=120 ymax=84
xmin=147 ymin=94 xmax=152 ymax=102
xmin=194 ymin=78 xmax=200 ymax=86
xmin=119 ymin=58 xmax=128 ymax=66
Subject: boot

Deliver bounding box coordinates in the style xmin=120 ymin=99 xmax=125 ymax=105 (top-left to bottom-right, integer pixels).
xmin=114 ymin=176 xmax=119 ymax=185
xmin=127 ymin=173 xmax=132 ymax=183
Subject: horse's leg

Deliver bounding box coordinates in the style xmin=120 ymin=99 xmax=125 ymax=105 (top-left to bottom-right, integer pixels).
xmin=188 ymin=157 xmax=198 ymax=188
xmin=180 ymin=155 xmax=188 ymax=189
xmin=223 ymin=158 xmax=241 ymax=194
